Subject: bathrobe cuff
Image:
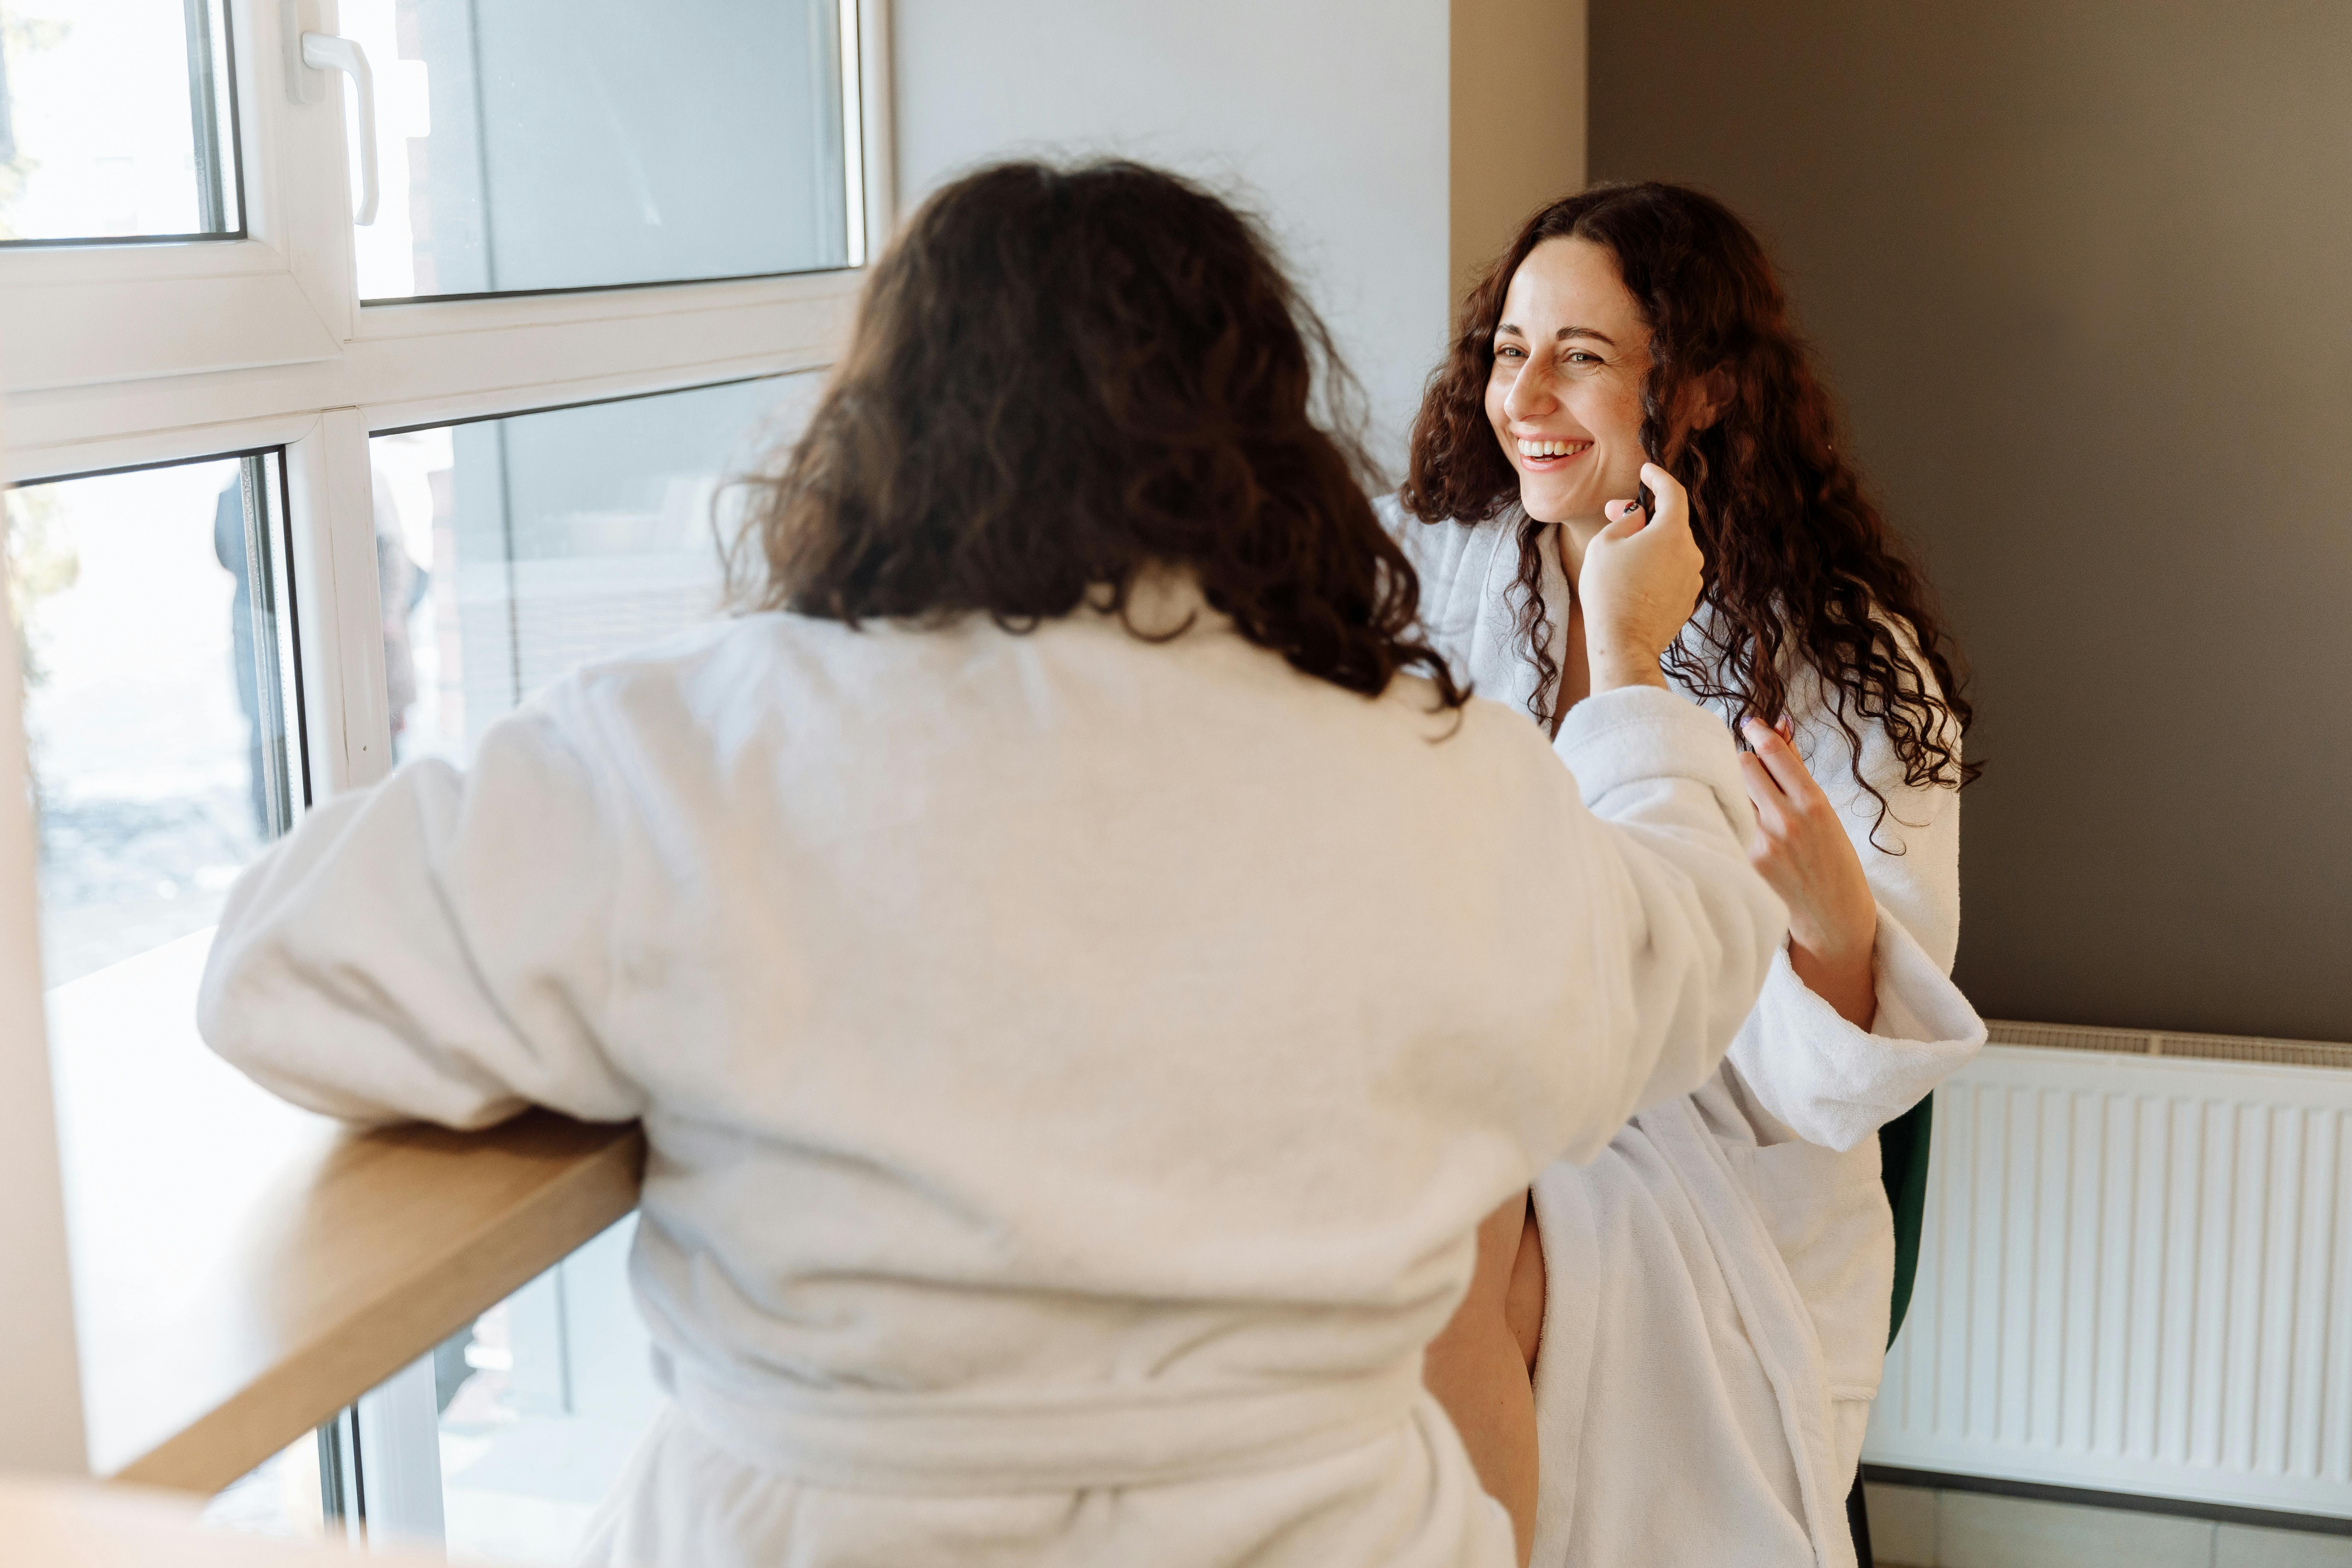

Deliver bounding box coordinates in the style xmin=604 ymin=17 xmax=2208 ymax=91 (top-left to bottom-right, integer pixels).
xmin=1553 ymin=684 xmax=1753 ymax=830
xmin=1725 ymin=904 xmax=1987 ymax=1152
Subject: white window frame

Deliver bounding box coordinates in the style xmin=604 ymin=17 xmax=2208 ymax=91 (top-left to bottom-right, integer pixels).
xmin=0 ymin=0 xmax=892 ymax=1483
xmin=2 ymin=0 xmax=891 ymax=793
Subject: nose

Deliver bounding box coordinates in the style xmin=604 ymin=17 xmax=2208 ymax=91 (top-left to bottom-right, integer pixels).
xmin=1501 ymin=356 xmax=1557 ymax=424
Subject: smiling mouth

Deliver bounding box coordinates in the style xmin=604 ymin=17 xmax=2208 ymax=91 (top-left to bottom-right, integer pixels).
xmin=1516 ymin=438 xmax=1593 ymax=468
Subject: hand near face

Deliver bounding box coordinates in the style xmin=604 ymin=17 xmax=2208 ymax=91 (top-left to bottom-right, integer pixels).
xmin=1579 ymin=463 xmax=1705 ymax=693
xmin=1737 ymin=718 xmax=1879 ymax=1029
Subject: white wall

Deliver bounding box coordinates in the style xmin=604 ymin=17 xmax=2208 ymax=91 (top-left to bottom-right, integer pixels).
xmin=892 ymin=0 xmax=1453 ymax=474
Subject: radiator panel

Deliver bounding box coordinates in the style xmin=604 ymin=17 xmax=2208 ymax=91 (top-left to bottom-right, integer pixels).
xmin=1863 ymin=1045 xmax=2352 ymax=1516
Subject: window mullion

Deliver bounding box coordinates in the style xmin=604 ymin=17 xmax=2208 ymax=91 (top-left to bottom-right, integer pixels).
xmin=260 ymin=0 xmax=364 ymax=343
xmin=286 ymin=408 xmax=393 ymax=796
xmin=350 ymin=1355 xmax=447 ymax=1548
xmin=854 ymin=0 xmax=897 ymax=256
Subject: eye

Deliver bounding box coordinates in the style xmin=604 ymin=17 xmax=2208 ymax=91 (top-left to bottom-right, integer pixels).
xmin=1567 ymin=351 xmax=1603 ymax=366
xmin=1494 ymin=344 xmax=1526 ymax=361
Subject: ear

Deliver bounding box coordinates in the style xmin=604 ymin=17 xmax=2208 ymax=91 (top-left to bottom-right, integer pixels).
xmin=1684 ymin=368 xmax=1736 ymax=432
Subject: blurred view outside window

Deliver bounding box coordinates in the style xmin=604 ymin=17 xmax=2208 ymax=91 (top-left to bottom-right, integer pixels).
xmin=340 ymin=0 xmax=849 ymax=301
xmin=374 ymin=375 xmax=812 ymax=762
xmin=5 ymin=455 xmax=297 ymax=991
xmin=0 ymin=0 xmax=240 ymax=242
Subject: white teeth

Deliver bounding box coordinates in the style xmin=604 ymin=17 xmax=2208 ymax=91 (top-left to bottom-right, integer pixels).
xmin=1517 ymin=438 xmax=1591 ymax=459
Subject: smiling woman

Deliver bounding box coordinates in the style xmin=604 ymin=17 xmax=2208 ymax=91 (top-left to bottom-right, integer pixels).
xmin=1404 ymin=181 xmax=1973 ymax=805
xmin=1485 ymin=239 xmax=1646 ymax=524
xmin=1392 ymin=179 xmax=1989 ymax=1568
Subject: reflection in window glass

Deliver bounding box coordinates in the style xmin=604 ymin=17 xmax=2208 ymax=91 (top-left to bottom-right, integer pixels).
xmin=0 ymin=0 xmax=240 ymax=242
xmin=6 ymin=453 xmax=299 ymax=990
xmin=343 ymin=0 xmax=851 ymax=302
xmin=372 ymin=376 xmax=813 ymax=764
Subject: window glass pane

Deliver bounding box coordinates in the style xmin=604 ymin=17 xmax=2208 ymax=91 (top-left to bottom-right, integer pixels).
xmin=203 ymin=1431 xmax=334 ymax=1542
xmin=373 ymin=375 xmax=813 ymax=763
xmin=7 ymin=453 xmax=300 ymax=991
xmin=344 ymin=0 xmax=851 ymax=303
xmin=0 ymin=0 xmax=240 ymax=243
xmin=432 ymin=1215 xmax=656 ymax=1564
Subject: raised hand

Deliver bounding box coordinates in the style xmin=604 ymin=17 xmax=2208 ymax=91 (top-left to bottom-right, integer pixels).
xmin=1737 ymin=717 xmax=1879 ymax=1030
xmin=1579 ymin=462 xmax=1705 ymax=694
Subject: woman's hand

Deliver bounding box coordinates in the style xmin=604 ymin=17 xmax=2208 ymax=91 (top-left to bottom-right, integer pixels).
xmin=1738 ymin=718 xmax=1879 ymax=1030
xmin=1581 ymin=463 xmax=1705 ymax=693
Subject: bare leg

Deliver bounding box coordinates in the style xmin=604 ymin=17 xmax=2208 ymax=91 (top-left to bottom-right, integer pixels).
xmin=1424 ymin=1191 xmax=1543 ymax=1566
xmin=1506 ymin=1193 xmax=1546 ymax=1374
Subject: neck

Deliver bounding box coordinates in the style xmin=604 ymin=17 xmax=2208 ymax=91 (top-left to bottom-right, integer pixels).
xmin=1555 ymin=516 xmax=1607 ymax=586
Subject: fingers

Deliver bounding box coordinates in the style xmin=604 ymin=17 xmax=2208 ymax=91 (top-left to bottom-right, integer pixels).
xmin=1740 ymin=752 xmax=1769 ymax=818
xmin=1604 ymin=462 xmax=1684 ymax=534
xmin=1597 ymin=497 xmax=1647 ymax=542
xmin=1739 ymin=751 xmax=1793 ymax=827
xmin=1741 ymin=717 xmax=1823 ymax=807
xmin=1638 ymin=462 xmax=1689 ymax=538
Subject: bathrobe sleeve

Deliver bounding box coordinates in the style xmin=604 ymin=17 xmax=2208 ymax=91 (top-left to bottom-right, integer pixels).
xmin=1547 ymin=685 xmax=1793 ymax=1147
xmin=1382 ymin=496 xmax=1791 ymax=1137
xmin=197 ymin=693 xmax=646 ymax=1131
xmin=1723 ymin=660 xmax=1986 ymax=1153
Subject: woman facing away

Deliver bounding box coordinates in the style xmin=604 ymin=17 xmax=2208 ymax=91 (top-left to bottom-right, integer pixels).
xmin=1400 ymin=183 xmax=1989 ymax=1568
xmin=196 ymin=161 xmax=1790 ymax=1568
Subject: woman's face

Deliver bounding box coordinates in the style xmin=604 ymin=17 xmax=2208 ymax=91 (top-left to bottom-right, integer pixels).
xmin=1484 ymin=236 xmax=1652 ymax=527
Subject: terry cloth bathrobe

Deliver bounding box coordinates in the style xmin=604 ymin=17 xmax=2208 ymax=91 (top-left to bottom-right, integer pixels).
xmin=1385 ymin=501 xmax=1987 ymax=1568
xmin=198 ymin=576 xmax=1787 ymax=1568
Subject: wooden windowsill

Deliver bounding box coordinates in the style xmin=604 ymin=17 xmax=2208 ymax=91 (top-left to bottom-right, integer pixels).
xmin=48 ymin=931 xmax=645 ymax=1495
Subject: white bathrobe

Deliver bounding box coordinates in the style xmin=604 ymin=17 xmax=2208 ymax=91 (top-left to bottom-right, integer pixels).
xmin=198 ymin=577 xmax=1787 ymax=1568
xmin=1385 ymin=503 xmax=1987 ymax=1568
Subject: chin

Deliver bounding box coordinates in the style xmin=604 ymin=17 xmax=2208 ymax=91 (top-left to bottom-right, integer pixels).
xmin=1517 ymin=481 xmax=1586 ymax=526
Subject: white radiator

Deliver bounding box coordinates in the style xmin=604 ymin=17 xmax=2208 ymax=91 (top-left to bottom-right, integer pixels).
xmin=1861 ymin=1031 xmax=2352 ymax=1518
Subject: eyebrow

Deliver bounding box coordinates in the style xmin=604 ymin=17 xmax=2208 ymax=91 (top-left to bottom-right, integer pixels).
xmin=1495 ymin=323 xmax=1618 ymax=346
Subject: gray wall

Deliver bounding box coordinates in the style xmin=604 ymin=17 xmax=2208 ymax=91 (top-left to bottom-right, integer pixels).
xmin=1591 ymin=1 xmax=2352 ymax=1040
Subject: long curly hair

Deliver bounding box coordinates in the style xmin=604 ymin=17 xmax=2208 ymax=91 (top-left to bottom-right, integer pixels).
xmin=732 ymin=158 xmax=1465 ymax=714
xmin=1401 ymin=181 xmax=1976 ymax=824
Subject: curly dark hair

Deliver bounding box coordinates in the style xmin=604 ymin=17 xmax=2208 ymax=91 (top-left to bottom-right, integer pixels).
xmin=1400 ymin=181 xmax=1976 ymax=826
xmin=732 ymin=158 xmax=1465 ymax=714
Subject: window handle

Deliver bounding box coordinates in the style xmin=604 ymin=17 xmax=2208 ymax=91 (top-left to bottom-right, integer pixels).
xmin=300 ymin=31 xmax=379 ymax=225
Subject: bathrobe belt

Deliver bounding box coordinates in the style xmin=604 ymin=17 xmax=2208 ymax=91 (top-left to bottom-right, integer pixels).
xmin=665 ymin=1354 xmax=1429 ymax=1494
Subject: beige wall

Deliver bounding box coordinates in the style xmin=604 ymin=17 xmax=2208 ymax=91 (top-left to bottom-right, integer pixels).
xmin=1450 ymin=0 xmax=1586 ymax=314
xmin=1592 ymin=0 xmax=2352 ymax=1039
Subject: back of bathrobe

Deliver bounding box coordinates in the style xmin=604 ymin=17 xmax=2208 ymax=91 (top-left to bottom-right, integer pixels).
xmin=198 ymin=582 xmax=1783 ymax=1568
